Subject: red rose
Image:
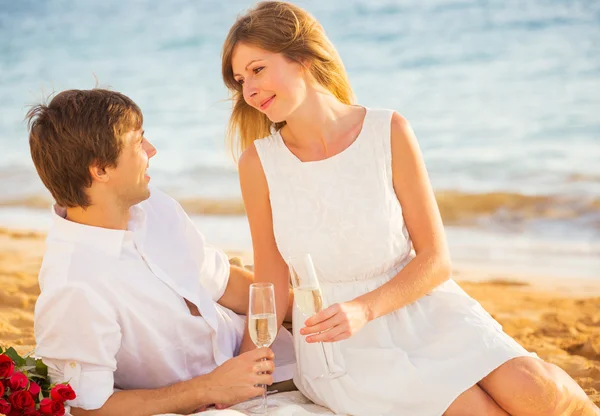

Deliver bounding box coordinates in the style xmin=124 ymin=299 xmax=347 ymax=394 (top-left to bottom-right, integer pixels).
xmin=50 ymin=384 xmax=76 ymax=401
xmin=28 ymin=380 xmax=41 ymax=396
xmin=0 ymin=354 xmax=15 ymax=379
xmin=8 ymin=372 xmax=28 ymax=390
xmin=52 ymin=401 xmax=65 ymax=416
xmin=0 ymin=398 xmax=11 ymax=414
xmin=48 ymin=400 xmax=64 ymax=416
xmin=0 ymin=380 xmax=4 ymax=396
xmin=8 ymin=390 xmax=35 ymax=410
xmin=39 ymin=398 xmax=54 ymax=415
xmin=22 ymin=407 xmax=42 ymax=416
xmin=39 ymin=398 xmax=64 ymax=416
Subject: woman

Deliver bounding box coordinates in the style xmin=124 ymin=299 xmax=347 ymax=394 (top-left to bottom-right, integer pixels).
xmin=221 ymin=2 xmax=598 ymax=415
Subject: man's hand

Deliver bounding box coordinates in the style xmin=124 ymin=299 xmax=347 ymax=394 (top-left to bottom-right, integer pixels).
xmin=201 ymin=347 xmax=275 ymax=406
xmin=70 ymin=348 xmax=275 ymax=416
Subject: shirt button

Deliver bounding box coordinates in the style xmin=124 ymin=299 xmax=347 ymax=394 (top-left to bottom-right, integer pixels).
xmin=69 ymin=362 xmax=77 ymax=368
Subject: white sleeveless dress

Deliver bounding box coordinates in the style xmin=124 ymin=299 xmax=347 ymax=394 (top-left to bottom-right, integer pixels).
xmin=254 ymin=108 xmax=537 ymax=416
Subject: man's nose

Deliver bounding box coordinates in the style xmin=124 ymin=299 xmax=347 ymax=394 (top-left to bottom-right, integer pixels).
xmin=144 ymin=139 xmax=157 ymax=159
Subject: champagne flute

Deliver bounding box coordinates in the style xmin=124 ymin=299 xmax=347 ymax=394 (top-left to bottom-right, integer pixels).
xmin=288 ymin=253 xmax=346 ymax=379
xmin=248 ymin=282 xmax=278 ymax=414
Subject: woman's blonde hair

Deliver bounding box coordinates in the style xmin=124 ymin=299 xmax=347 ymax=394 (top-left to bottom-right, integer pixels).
xmin=222 ymin=1 xmax=354 ymax=158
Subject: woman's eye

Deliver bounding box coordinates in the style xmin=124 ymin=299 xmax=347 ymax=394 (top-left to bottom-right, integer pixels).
xmin=236 ymin=67 xmax=263 ymax=85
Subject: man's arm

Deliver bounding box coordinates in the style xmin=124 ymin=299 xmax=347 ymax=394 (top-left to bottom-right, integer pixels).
xmin=70 ymin=378 xmax=206 ymax=416
xmin=35 ymin=284 xmax=275 ymax=415
xmin=218 ymin=265 xmax=294 ymax=321
xmin=71 ymin=348 xmax=275 ymax=416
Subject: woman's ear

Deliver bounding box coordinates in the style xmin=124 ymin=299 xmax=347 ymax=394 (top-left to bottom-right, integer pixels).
xmin=300 ymin=57 xmax=312 ymax=72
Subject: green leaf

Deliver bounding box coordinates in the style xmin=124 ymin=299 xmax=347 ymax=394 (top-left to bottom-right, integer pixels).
xmin=35 ymin=358 xmax=48 ymax=378
xmin=5 ymin=347 xmax=26 ymax=367
xmin=23 ymin=348 xmax=36 ymax=358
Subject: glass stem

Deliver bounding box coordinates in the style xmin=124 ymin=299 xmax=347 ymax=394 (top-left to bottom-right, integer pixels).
xmin=260 ymin=356 xmax=268 ymax=411
xmin=260 ymin=383 xmax=268 ymax=411
xmin=320 ymin=341 xmax=332 ymax=374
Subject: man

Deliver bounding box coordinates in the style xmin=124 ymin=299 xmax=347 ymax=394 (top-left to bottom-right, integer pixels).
xmin=28 ymin=89 xmax=296 ymax=415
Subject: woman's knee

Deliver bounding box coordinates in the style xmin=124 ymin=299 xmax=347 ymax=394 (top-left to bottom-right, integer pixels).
xmin=444 ymin=384 xmax=508 ymax=416
xmin=501 ymin=359 xmax=571 ymax=415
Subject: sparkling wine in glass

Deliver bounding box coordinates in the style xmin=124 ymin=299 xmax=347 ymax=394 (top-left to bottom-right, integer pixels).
xmin=249 ymin=313 xmax=277 ymax=348
xmin=247 ymin=282 xmax=278 ymax=414
xmin=288 ymin=253 xmax=346 ymax=379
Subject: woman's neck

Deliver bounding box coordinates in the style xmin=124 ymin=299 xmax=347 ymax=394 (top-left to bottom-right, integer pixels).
xmin=282 ymin=88 xmax=357 ymax=151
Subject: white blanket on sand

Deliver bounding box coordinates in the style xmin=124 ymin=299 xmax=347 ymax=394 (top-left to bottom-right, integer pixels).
xmin=158 ymin=391 xmax=339 ymax=415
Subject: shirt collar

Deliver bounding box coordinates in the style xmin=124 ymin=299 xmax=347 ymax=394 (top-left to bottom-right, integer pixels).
xmin=49 ymin=204 xmax=147 ymax=258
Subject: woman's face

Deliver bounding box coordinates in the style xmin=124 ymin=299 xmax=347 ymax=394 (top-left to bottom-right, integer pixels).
xmin=231 ymin=42 xmax=308 ymax=123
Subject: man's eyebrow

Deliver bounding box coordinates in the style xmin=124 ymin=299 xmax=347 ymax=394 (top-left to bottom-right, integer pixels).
xmin=233 ymin=59 xmax=263 ymax=77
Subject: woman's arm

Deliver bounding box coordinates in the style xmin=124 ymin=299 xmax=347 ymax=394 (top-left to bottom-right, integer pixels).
xmin=237 ymin=145 xmax=291 ymax=353
xmin=216 ymin=265 xmax=254 ymax=315
xmin=302 ymin=112 xmax=451 ymax=342
xmin=218 ymin=265 xmax=294 ymax=321
xmin=356 ymin=112 xmax=451 ymax=318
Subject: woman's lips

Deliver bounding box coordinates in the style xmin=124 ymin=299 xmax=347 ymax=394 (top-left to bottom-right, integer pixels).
xmin=260 ymin=95 xmax=275 ymax=110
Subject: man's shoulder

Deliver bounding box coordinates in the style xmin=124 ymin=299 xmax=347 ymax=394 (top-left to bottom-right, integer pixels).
xmin=36 ymin=247 xmax=120 ymax=324
xmin=139 ymin=186 xmax=179 ymax=214
xmin=138 ymin=187 xmax=195 ymax=235
xmin=38 ymin=240 xmax=116 ymax=293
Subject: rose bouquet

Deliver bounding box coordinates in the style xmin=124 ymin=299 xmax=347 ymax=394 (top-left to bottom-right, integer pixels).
xmin=0 ymin=346 xmax=76 ymax=416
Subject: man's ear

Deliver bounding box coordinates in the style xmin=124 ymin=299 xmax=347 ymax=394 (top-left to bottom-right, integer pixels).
xmin=89 ymin=162 xmax=109 ymax=183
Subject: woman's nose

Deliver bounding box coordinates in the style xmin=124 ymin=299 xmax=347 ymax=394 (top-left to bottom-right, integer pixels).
xmin=244 ymin=79 xmax=259 ymax=100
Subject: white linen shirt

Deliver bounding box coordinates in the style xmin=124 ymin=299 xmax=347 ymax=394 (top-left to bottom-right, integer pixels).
xmin=33 ymin=188 xmax=295 ymax=410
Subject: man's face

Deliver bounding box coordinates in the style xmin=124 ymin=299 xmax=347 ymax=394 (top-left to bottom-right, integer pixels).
xmin=106 ymin=128 xmax=157 ymax=206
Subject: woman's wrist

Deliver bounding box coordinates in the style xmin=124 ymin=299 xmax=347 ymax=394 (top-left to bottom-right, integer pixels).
xmin=352 ymin=296 xmax=374 ymax=323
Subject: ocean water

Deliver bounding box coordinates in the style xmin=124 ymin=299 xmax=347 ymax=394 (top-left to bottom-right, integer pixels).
xmin=1 ymin=0 xmax=599 ymax=277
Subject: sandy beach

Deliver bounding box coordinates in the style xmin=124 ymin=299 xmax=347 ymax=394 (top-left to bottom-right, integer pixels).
xmin=0 ymin=226 xmax=598 ymax=407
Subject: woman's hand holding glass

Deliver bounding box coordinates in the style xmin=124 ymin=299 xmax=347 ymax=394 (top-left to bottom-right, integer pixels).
xmin=288 ymin=254 xmax=347 ymax=379
xmin=301 ymin=299 xmax=369 ymax=343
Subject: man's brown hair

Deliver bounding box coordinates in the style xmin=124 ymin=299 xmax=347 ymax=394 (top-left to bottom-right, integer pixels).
xmin=26 ymin=89 xmax=143 ymax=208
